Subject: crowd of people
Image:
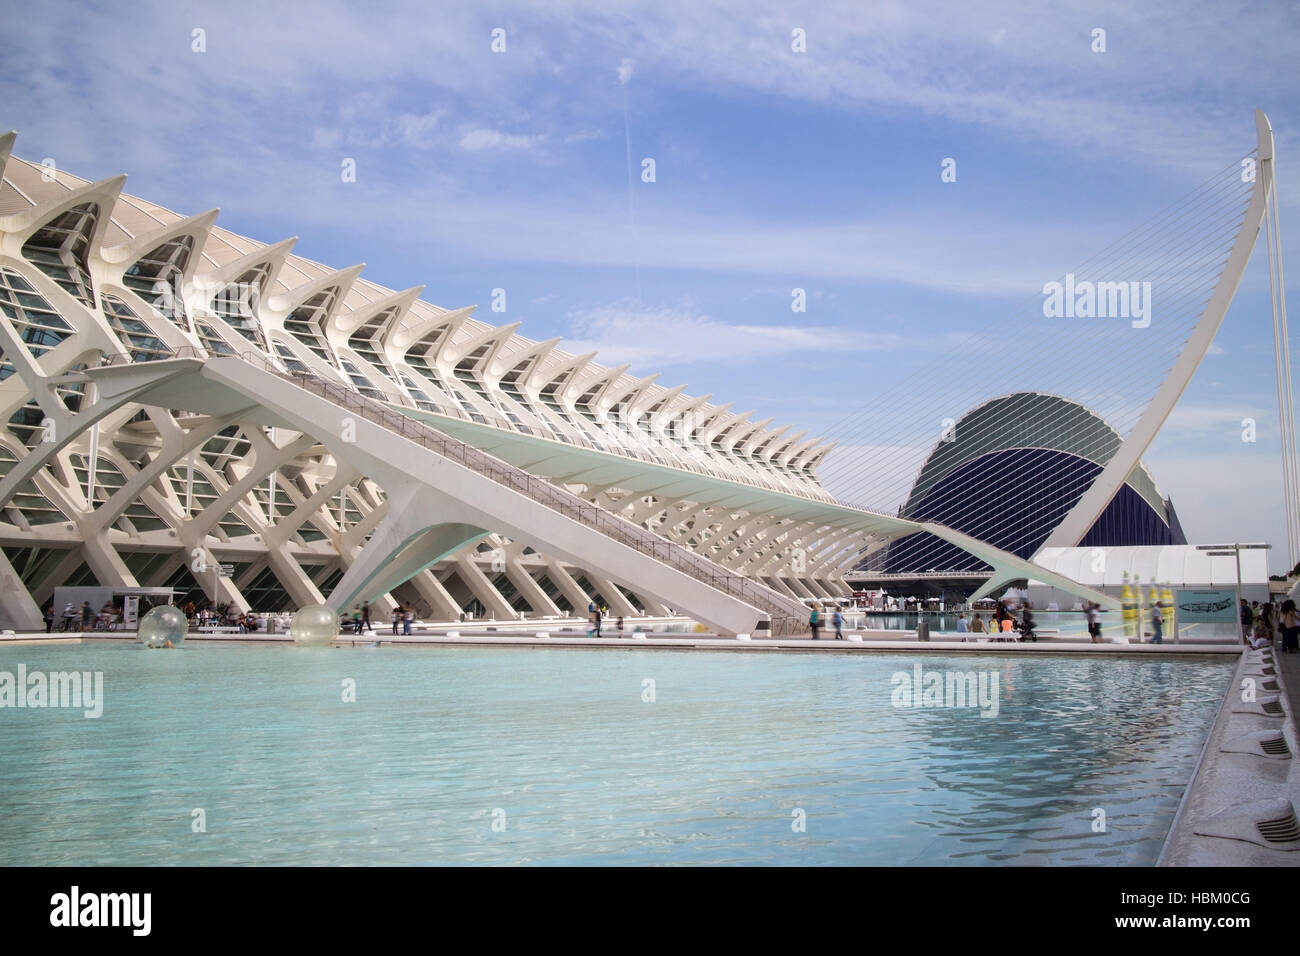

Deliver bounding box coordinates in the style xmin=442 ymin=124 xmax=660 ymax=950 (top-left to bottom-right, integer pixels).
xmin=179 ymin=601 xmax=266 ymax=633
xmin=1241 ymin=598 xmax=1299 ymax=651
xmin=42 ymin=598 xmax=269 ymax=633
xmin=953 ymin=599 xmax=1040 ymax=641
xmin=339 ymin=600 xmax=417 ymax=635
xmin=44 ymin=600 xmax=111 ymax=632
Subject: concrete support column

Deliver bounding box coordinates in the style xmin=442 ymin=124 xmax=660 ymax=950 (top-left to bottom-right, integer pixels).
xmin=785 ymin=576 xmax=815 ymax=599
xmin=76 ymin=533 xmax=139 ymax=590
xmin=266 ymin=543 xmax=325 ymax=609
xmin=827 ymin=573 xmax=852 ymax=595
xmin=636 ymin=593 xmax=672 ymax=617
xmin=503 ymin=553 xmax=562 ymax=618
xmin=454 ymin=552 xmax=518 ymax=620
xmin=0 ymin=547 xmax=42 ymax=629
xmin=175 ymin=531 xmax=249 ymax=610
xmin=32 ymin=549 xmax=86 ymax=608
xmin=584 ymin=571 xmax=638 ymax=617
xmin=803 ymin=578 xmax=833 ymax=600
xmin=141 ymin=549 xmax=188 ymax=588
xmin=542 ymin=557 xmax=591 ymax=612
xmin=405 ymin=569 xmax=463 ymax=622
xmin=766 ymin=575 xmax=799 ymax=599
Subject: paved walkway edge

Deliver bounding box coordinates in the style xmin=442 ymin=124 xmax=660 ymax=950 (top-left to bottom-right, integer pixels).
xmin=1159 ymin=646 xmax=1300 ymax=866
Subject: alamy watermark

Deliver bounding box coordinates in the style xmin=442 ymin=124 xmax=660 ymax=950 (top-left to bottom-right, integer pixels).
xmin=0 ymin=665 xmax=103 ymax=718
xmin=891 ymin=663 xmax=1000 ymax=718
xmin=50 ymin=886 xmax=150 ymax=936
xmin=142 ymin=273 xmax=261 ymax=321
xmin=1042 ymin=273 xmax=1152 ymax=328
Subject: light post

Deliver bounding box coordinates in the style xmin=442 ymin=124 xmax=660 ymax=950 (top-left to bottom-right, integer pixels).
xmin=1197 ymin=543 xmax=1271 ymax=643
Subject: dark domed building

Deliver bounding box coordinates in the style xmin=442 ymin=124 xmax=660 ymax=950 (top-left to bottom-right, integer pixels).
xmin=881 ymin=393 xmax=1186 ymax=573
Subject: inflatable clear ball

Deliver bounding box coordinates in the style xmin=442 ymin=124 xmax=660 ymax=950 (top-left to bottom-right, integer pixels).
xmin=138 ymin=605 xmax=187 ymax=648
xmin=291 ymin=604 xmax=339 ymax=646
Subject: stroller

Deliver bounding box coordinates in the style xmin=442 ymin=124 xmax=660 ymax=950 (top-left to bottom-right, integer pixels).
xmin=1015 ymin=610 xmax=1038 ymax=642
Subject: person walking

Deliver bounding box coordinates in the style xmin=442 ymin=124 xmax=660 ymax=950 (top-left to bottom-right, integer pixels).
xmin=402 ymin=603 xmax=413 ymax=636
xmin=1086 ymin=601 xmax=1102 ymax=644
xmin=809 ymin=605 xmax=821 ymax=640
xmin=80 ymin=601 xmax=94 ymax=631
xmin=832 ymin=606 xmax=844 ymax=640
xmin=43 ymin=604 xmax=54 ymax=633
xmin=1280 ymin=599 xmax=1299 ymax=653
xmin=391 ymin=606 xmax=401 ymax=635
xmin=361 ymin=601 xmax=372 ymax=633
xmin=1241 ymin=598 xmax=1254 ymax=644
xmin=1148 ymin=602 xmax=1164 ymax=644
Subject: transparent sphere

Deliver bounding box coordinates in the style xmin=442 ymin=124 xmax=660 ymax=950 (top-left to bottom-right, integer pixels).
xmin=138 ymin=605 xmax=188 ymax=648
xmin=291 ymin=604 xmax=339 ymax=646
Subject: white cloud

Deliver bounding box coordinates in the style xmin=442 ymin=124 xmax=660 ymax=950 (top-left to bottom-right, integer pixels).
xmin=309 ymin=127 xmax=342 ymax=150
xmin=1163 ymin=403 xmax=1255 ymax=429
xmin=617 ymin=58 xmax=635 ymax=85
xmin=564 ymin=129 xmax=607 ymax=143
xmin=458 ymin=128 xmax=544 ymax=152
xmin=391 ymin=109 xmax=445 ymax=146
xmin=563 ymin=302 xmax=935 ymax=370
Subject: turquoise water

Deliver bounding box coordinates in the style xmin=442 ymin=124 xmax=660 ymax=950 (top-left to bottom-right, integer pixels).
xmin=0 ymin=642 xmax=1232 ymax=865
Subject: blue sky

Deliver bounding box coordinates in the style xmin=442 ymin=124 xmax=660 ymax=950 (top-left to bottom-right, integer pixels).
xmin=4 ymin=0 xmax=1300 ymax=569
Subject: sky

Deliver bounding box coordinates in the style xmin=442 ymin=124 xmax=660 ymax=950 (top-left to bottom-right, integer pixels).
xmin=2 ymin=0 xmax=1299 ymax=570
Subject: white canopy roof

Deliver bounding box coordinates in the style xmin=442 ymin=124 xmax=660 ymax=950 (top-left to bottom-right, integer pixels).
xmin=1032 ymin=545 xmax=1270 ymax=589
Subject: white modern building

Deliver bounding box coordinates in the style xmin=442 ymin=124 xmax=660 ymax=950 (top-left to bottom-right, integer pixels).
xmin=0 ymin=111 xmax=1283 ymax=634
xmin=1028 ymin=545 xmax=1272 ymax=609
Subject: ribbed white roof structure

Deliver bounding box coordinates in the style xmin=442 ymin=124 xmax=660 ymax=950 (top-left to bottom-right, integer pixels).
xmin=0 ymin=153 xmax=837 ymax=499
